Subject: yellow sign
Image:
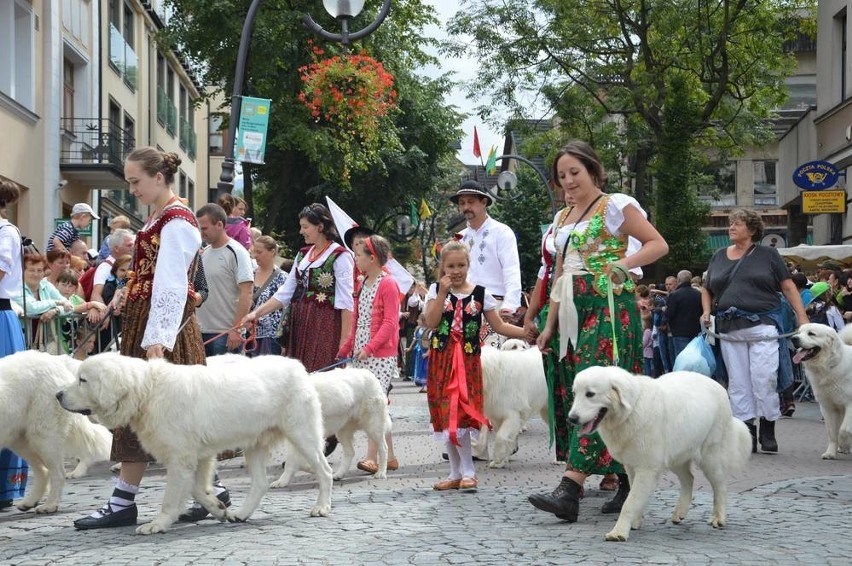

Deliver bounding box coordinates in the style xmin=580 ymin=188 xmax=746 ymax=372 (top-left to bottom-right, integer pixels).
xmin=802 ymin=190 xmax=847 ymax=214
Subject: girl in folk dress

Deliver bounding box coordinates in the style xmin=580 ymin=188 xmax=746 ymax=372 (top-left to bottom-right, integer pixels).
xmin=337 ymin=235 xmax=401 ymax=474
xmin=424 ymin=241 xmax=526 ymax=492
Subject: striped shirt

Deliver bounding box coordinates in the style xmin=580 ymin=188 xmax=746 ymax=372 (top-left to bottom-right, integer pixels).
xmin=45 ymin=221 xmax=79 ymax=252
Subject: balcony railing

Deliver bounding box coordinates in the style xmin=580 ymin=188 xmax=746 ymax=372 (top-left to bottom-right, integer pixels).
xmin=59 ymin=118 xmax=135 ymax=167
xmin=157 ymin=85 xmax=168 ymax=125
xmin=166 ymin=101 xmax=177 ymax=136
xmin=108 ymin=23 xmax=137 ymax=91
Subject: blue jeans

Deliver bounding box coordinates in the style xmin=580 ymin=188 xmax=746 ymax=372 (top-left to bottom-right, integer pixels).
xmin=658 ymin=332 xmax=672 ymax=373
xmin=202 ymin=332 xmax=243 ymax=357
xmin=670 ymin=336 xmax=694 ymax=365
xmin=643 ymin=357 xmax=654 ymax=377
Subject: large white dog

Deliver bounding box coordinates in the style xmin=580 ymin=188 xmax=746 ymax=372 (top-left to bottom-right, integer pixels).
xmin=476 ymin=339 xmax=548 ymax=468
xmin=791 ymin=323 xmax=852 ymax=459
xmin=271 ymin=367 xmax=391 ymax=486
xmin=569 ymin=367 xmax=751 ymax=542
xmin=58 ymin=352 xmax=332 ymax=535
xmin=0 ymin=351 xmax=111 ymax=513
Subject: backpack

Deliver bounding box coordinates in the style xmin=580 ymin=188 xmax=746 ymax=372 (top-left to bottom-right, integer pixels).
xmin=79 ymin=258 xmax=113 ymax=301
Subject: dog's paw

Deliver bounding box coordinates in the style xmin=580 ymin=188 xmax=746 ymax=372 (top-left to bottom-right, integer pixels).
xmin=821 ymin=450 xmax=837 ymax=460
xmin=269 ymin=479 xmax=289 ymax=489
xmin=310 ymin=504 xmax=331 ymax=517
xmin=372 ymin=471 xmax=387 ymax=480
xmin=136 ymin=520 xmax=170 ymax=535
xmin=15 ymin=500 xmax=37 ymax=512
xmin=488 ymin=460 xmax=505 ymax=469
xmin=33 ymin=503 xmax=59 ymax=514
xmin=224 ymin=509 xmax=248 ymax=523
xmin=604 ymin=529 xmax=628 ymax=542
xmin=671 ymin=513 xmax=684 ymax=524
xmin=710 ymin=516 xmax=725 ymax=528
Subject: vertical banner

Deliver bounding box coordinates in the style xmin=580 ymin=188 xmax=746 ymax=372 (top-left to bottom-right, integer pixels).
xmin=236 ymin=96 xmax=271 ymax=164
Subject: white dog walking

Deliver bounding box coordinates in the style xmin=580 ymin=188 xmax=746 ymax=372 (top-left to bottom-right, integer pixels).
xmin=58 ymin=353 xmax=332 ymax=534
xmin=569 ymin=367 xmax=751 ymax=541
xmin=271 ymin=367 xmax=391 ymax=485
xmin=0 ymin=351 xmax=111 ymax=513
xmin=477 ymin=340 xmax=548 ymax=468
xmin=791 ymin=323 xmax=852 ymax=459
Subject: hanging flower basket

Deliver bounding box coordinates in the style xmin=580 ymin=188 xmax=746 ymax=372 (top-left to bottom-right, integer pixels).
xmin=298 ymin=42 xmax=398 ymax=183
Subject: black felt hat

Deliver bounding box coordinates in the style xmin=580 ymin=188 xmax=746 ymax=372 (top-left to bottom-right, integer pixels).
xmin=449 ymin=180 xmax=493 ymax=206
xmin=343 ymin=225 xmax=376 ymax=251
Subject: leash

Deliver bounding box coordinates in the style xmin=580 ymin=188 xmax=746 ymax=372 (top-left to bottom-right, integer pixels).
xmin=704 ymin=328 xmax=797 ymax=342
xmin=202 ymin=320 xmax=258 ymax=353
xmin=311 ymin=357 xmax=353 ymax=373
xmin=607 ymin=281 xmax=620 ymax=366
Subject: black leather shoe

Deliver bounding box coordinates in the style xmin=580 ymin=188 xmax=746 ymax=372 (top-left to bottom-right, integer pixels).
xmin=528 ymin=477 xmax=582 ymax=522
xmin=74 ymin=504 xmax=138 ymax=530
xmin=178 ymin=490 xmax=231 ymax=522
xmin=0 ymin=499 xmax=13 ymax=510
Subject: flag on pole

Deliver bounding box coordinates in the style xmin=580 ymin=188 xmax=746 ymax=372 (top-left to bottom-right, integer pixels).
xmin=409 ymin=201 xmax=420 ymax=229
xmin=473 ymin=126 xmax=482 ymax=159
xmin=418 ymin=198 xmax=432 ymax=220
xmin=485 ymin=145 xmax=498 ymax=175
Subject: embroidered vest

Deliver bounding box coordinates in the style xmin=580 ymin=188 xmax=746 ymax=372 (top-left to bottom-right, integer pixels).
xmin=126 ymin=206 xmax=198 ymax=301
xmin=568 ymin=196 xmax=634 ymax=296
xmin=293 ymin=244 xmax=345 ymax=307
xmin=430 ymin=285 xmax=486 ymax=354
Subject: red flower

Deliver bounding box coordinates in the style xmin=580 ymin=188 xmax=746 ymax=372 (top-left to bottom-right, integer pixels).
xmin=578 ymin=436 xmax=590 ymax=447
xmin=597 ymin=450 xmax=612 ymax=467
xmin=575 ymin=277 xmax=588 ymax=294
xmin=582 ymin=313 xmax=598 ymax=331
xmin=598 ymin=338 xmax=613 ymax=359
xmin=619 ymin=308 xmax=630 ymax=327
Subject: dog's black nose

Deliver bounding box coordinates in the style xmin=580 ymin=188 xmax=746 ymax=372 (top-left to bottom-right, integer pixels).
xmin=568 ymin=415 xmax=579 ymax=425
xmin=56 ymin=391 xmax=64 ymax=402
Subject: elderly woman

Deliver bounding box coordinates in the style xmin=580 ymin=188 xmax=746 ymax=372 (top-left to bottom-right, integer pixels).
xmin=701 ymin=209 xmax=808 ymax=454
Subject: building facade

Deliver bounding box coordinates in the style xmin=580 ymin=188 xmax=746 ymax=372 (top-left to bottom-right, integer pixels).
xmin=0 ymin=0 xmax=209 ymax=250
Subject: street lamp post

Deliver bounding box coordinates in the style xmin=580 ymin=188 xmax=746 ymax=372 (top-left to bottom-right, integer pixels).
xmin=487 ymin=154 xmax=557 ymax=217
xmin=216 ymin=0 xmax=393 ymax=199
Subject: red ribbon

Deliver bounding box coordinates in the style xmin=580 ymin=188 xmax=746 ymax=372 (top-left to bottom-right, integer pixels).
xmin=445 ymin=332 xmax=490 ymax=446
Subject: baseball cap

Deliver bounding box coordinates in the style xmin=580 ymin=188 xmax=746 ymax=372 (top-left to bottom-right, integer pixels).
xmin=71 ymin=203 xmax=100 ymax=219
xmin=806 ymin=281 xmax=830 ymax=306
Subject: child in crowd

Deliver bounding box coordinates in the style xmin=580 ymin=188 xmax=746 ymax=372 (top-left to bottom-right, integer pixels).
xmin=424 ymin=241 xmax=526 ymax=492
xmin=46 ymin=203 xmax=98 ymax=253
xmin=641 ymin=313 xmax=654 ymax=377
xmin=407 ymin=313 xmax=430 ymax=392
xmin=337 ymin=234 xmax=401 ymax=474
xmin=805 ymin=281 xmax=844 ymax=331
xmin=52 ymin=269 xmax=107 ymax=354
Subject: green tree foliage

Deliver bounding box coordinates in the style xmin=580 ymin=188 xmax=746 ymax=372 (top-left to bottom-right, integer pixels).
xmin=162 ymin=0 xmax=462 ymax=253
xmin=448 ymin=0 xmax=814 ymax=265
xmin=489 ymin=168 xmax=554 ymax=291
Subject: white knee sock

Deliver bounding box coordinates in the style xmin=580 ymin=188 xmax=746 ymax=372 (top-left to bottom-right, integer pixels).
xmin=457 ymin=435 xmax=476 ymax=479
xmin=445 ymin=441 xmax=462 ymax=480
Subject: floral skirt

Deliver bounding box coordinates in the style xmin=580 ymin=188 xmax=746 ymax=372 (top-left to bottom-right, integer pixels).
xmin=0 ymin=312 xmax=27 ymax=501
xmin=561 ymin=273 xmax=643 ymax=475
xmin=111 ymin=297 xmax=205 ymax=463
xmin=426 ymin=337 xmax=486 ymax=442
xmin=539 ymin=303 xmax=573 ymax=462
xmin=287 ymin=300 xmax=340 ymax=373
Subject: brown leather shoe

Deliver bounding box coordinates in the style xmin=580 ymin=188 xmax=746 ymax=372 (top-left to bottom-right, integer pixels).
xmin=356 ymin=459 xmax=378 ymax=474
xmin=459 ymin=477 xmax=478 ymax=491
xmin=432 ymin=478 xmax=461 ymax=491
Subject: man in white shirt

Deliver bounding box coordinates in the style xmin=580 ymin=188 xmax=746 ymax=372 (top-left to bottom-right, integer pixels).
xmin=451 ymin=180 xmax=522 ymax=346
xmin=91 ymin=228 xmax=134 ymax=351
xmin=195 ymin=204 xmax=254 ymax=356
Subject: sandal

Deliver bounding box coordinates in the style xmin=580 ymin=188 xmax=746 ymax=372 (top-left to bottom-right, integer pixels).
xmin=599 ymin=474 xmax=619 ymax=491
xmin=357 ymin=459 xmax=378 ymax=474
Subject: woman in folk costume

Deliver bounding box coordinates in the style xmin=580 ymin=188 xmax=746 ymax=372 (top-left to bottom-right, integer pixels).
xmin=245 ymin=203 xmax=353 ymax=372
xmin=0 ymin=180 xmax=27 ymax=510
xmin=74 ymin=147 xmax=211 ymax=530
xmin=424 ymin=241 xmax=526 ymax=492
xmin=528 ymin=141 xmax=668 ymax=523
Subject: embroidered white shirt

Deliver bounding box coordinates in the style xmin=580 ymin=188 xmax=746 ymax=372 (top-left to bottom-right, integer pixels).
xmin=457 ymin=216 xmax=522 ymax=312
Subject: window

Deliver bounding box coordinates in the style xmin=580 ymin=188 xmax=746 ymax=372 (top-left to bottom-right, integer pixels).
xmin=107 ymin=0 xmax=136 ymax=91
xmin=0 ymin=0 xmax=36 ymax=111
xmin=123 ymin=112 xmax=135 ymax=153
xmin=187 ymin=179 xmax=195 ymax=210
xmin=698 ymin=160 xmax=737 ymax=207
xmin=209 ymin=113 xmax=224 ymax=156
xmin=179 ymin=85 xmax=188 ymax=150
xmin=156 ymin=53 xmax=166 ymax=125
xmin=753 ymin=161 xmax=777 ymax=206
xmin=837 ymin=8 xmax=848 ymax=102
xmin=63 ymin=59 xmax=75 ymax=130
xmin=166 ymin=67 xmax=176 ymax=136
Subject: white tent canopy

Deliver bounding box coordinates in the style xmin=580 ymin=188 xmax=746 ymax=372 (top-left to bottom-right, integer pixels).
xmin=775 ymin=244 xmax=852 ymax=269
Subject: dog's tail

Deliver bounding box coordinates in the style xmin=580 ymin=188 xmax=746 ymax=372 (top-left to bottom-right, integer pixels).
xmin=728 ymin=418 xmax=752 ymax=473
xmin=66 ymin=415 xmax=112 ymax=465
xmin=839 ymin=324 xmax=852 ymax=347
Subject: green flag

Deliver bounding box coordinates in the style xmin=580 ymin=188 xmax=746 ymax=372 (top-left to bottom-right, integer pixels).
xmin=410 ymin=201 xmax=419 ymax=228
xmin=485 ymin=145 xmax=497 ymax=175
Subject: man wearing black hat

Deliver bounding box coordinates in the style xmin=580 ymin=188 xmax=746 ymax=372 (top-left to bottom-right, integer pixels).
xmin=450 ymin=180 xmax=522 ymax=344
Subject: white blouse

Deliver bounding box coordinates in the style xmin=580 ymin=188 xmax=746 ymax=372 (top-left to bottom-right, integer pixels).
xmin=273 ymin=242 xmax=354 ymax=311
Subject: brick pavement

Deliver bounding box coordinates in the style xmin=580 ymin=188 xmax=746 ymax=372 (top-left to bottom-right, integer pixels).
xmin=1 ymin=379 xmax=851 ymax=565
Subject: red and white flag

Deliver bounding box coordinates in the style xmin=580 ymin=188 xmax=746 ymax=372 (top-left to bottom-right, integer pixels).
xmin=473 ymin=126 xmax=482 ymax=159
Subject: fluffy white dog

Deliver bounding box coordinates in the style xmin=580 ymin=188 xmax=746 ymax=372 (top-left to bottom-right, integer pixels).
xmin=477 ymin=339 xmax=548 ymax=468
xmin=269 ymin=367 xmax=391 ymax=485
xmin=58 ymin=352 xmax=332 ymax=535
xmin=569 ymin=366 xmax=751 ymax=542
xmin=791 ymin=323 xmax=852 ymax=459
xmin=0 ymin=351 xmax=111 ymax=513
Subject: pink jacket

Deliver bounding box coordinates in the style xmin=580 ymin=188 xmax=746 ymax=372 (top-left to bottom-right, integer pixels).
xmin=338 ymin=275 xmax=400 ymax=359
